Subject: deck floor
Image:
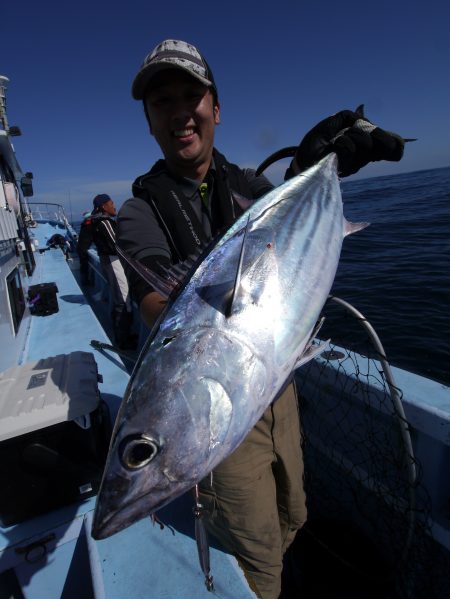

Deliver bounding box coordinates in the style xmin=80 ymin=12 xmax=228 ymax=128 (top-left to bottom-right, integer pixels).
xmin=1 ymin=225 xmax=258 ymax=599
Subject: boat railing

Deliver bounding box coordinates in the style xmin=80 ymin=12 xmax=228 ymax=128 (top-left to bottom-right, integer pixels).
xmin=26 ymin=202 xmax=78 ymax=240
xmin=27 ymin=202 xmax=68 ymax=225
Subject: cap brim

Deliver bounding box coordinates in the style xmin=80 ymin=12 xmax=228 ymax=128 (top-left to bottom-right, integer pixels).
xmin=132 ymin=62 xmax=213 ymax=100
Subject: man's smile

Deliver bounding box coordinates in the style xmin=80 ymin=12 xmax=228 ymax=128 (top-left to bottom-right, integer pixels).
xmin=173 ymin=128 xmax=195 ymax=138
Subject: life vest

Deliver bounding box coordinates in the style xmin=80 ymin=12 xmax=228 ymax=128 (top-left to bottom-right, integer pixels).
xmin=131 ymin=149 xmax=254 ymax=262
xmin=78 ymin=213 xmax=117 ymax=256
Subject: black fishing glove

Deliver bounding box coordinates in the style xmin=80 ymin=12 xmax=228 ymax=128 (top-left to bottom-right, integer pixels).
xmin=288 ymin=107 xmax=406 ymax=178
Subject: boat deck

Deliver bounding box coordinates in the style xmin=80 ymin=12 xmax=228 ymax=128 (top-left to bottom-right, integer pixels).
xmin=0 ymin=222 xmax=257 ymax=598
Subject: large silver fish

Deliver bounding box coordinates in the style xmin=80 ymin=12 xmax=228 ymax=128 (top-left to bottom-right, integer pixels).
xmin=92 ymin=153 xmax=367 ymax=540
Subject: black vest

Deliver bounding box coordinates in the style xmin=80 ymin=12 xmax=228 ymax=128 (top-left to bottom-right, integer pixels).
xmin=131 ymin=149 xmax=253 ymax=262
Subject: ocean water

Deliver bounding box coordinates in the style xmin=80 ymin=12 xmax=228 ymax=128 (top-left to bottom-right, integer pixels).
xmin=74 ymin=166 xmax=450 ymax=386
xmin=333 ymin=166 xmax=450 ymax=386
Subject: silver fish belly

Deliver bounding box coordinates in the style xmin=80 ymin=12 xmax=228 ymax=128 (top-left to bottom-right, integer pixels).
xmin=92 ymin=153 xmax=363 ymax=539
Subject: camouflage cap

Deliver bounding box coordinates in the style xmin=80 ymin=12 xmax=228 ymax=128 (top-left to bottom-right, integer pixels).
xmin=132 ymin=39 xmax=217 ymax=100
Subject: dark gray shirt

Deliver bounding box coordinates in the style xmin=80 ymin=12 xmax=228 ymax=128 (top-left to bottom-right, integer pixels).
xmin=117 ymin=166 xmax=273 ymax=304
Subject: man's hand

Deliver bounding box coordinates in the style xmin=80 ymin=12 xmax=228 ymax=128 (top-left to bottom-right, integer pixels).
xmin=139 ymin=291 xmax=167 ymax=329
xmin=289 ymin=106 xmax=410 ymax=177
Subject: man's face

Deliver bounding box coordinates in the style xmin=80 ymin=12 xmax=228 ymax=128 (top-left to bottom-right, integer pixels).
xmin=144 ymin=70 xmax=220 ymax=177
xmin=102 ymin=199 xmax=116 ymax=216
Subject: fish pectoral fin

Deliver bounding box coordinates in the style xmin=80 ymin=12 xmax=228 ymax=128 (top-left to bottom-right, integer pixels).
xmin=225 ymin=245 xmax=277 ymax=317
xmin=226 ymin=222 xmax=279 ymax=317
xmin=224 ymin=215 xmax=251 ymax=318
xmin=159 ymin=246 xmax=207 ymax=285
xmin=295 ymin=339 xmax=331 ymax=369
xmin=344 ymin=219 xmax=370 ymax=237
xmin=116 ymin=244 xmax=209 ymax=300
xmin=196 ymin=280 xmax=235 ymax=315
xmin=196 ymin=221 xmax=276 ymax=317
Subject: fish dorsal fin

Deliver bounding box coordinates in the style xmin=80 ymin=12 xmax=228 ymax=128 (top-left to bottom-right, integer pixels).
xmin=115 ymin=241 xmax=209 ymax=302
xmin=163 ymin=261 xmax=192 ymax=286
xmin=344 ymin=219 xmax=370 ymax=237
xmin=115 ymin=245 xmax=176 ymax=299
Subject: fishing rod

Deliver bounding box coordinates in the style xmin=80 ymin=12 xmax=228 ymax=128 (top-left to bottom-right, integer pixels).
xmin=90 ymin=339 xmax=137 ymax=361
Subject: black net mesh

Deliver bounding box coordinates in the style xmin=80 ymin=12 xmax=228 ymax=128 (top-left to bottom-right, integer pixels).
xmin=289 ymin=296 xmax=450 ymax=599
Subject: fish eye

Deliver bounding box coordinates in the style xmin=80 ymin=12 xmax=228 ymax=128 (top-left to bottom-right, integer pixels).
xmin=120 ymin=435 xmax=159 ymax=470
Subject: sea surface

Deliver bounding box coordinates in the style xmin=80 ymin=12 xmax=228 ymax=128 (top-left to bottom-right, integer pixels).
xmin=74 ymin=166 xmax=450 ymax=387
xmin=334 ymin=166 xmax=450 ymax=386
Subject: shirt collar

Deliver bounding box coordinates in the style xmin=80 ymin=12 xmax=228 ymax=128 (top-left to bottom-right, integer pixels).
xmin=176 ymin=159 xmax=216 ymax=200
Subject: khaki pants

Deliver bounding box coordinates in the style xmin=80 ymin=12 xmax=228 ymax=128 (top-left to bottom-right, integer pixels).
xmin=199 ymin=381 xmax=307 ymax=599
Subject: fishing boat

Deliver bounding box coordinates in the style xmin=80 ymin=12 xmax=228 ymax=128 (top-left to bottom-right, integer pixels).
xmin=0 ymin=75 xmax=448 ymax=598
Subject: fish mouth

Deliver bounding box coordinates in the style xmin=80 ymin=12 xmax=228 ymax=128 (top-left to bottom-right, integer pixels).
xmin=91 ymin=507 xmax=126 ymax=540
xmin=91 ymin=486 xmax=168 ymax=540
xmin=91 ymin=458 xmax=185 ymax=540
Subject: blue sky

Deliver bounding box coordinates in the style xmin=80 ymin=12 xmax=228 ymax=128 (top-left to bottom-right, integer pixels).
xmin=1 ymin=0 xmax=449 ymax=219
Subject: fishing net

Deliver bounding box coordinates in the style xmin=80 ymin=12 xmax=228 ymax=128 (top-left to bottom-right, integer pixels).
xmin=291 ymin=296 xmax=450 ymax=599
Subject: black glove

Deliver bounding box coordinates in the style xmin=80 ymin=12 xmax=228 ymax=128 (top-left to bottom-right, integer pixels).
xmin=289 ymin=107 xmax=407 ymax=177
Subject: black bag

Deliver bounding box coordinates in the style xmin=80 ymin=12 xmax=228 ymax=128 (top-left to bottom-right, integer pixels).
xmin=0 ymin=352 xmax=111 ymax=527
xmin=28 ymin=282 xmax=59 ymax=316
xmin=0 ymin=399 xmax=111 ymax=527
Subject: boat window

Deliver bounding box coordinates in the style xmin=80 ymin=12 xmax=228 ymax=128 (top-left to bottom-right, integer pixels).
xmin=0 ymin=154 xmax=17 ymax=210
xmin=6 ymin=267 xmax=25 ymax=334
xmin=0 ymin=154 xmax=15 ymax=183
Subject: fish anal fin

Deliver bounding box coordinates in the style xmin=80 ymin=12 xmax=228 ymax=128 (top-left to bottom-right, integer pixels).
xmin=295 ymin=339 xmax=331 ymax=369
xmin=310 ymin=316 xmax=325 ymax=340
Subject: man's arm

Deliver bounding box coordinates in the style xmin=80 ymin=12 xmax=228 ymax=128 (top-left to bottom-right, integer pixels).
xmin=117 ymin=197 xmax=173 ymax=322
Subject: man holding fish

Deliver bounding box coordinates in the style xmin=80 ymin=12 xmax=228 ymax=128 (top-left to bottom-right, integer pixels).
xmin=113 ymin=40 xmax=405 ymax=599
